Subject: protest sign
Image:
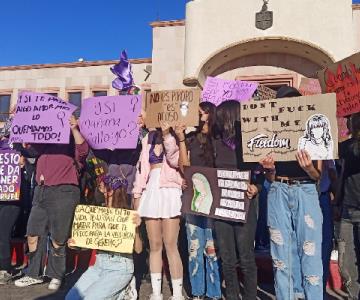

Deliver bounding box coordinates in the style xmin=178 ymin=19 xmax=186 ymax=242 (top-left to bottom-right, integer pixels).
xmin=10 ymin=92 xmax=76 ymax=144
xmin=201 ymin=77 xmax=258 ymax=106
xmin=0 ymin=150 xmax=21 ymax=201
xmin=317 ymin=52 xmax=360 ymax=117
xmin=145 ymin=89 xmax=200 ymax=128
xmin=240 ymin=93 xmax=338 ymax=162
xmin=182 ymin=166 xmax=251 ymax=223
xmin=298 ymin=78 xmax=322 ymax=96
xmin=79 ymin=95 xmax=141 ymax=150
xmin=338 ymin=117 xmax=351 ymax=142
xmin=71 ymin=205 xmax=136 ymax=254
xmin=253 ymin=84 xmax=277 ymax=100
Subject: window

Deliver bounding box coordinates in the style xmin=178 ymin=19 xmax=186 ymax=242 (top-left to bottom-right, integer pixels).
xmin=46 ymin=92 xmax=58 ymax=97
xmin=68 ymin=92 xmax=82 ymax=118
xmin=0 ymin=95 xmax=11 ymax=122
xmin=93 ymin=91 xmax=107 ymax=97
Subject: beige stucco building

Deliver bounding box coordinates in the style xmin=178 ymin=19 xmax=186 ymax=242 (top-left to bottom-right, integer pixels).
xmin=1 ymin=0 xmax=360 ymax=120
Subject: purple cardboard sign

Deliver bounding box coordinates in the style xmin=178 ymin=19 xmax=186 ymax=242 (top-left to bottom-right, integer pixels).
xmin=79 ymin=95 xmax=142 ymax=150
xmin=201 ymin=77 xmax=258 ymax=106
xmin=10 ymin=92 xmax=76 ymax=144
xmin=0 ymin=150 xmax=21 ymax=201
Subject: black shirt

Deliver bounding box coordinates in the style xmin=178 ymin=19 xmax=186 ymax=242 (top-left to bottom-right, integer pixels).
xmin=186 ymin=132 xmax=215 ymax=168
xmin=339 ymin=138 xmax=360 ymax=210
xmin=275 ymin=161 xmax=310 ymax=179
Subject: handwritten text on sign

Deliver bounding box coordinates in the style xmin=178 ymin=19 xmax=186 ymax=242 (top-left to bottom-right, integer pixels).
xmin=10 ymin=92 xmax=76 ymax=144
xmin=318 ymin=52 xmax=360 ymax=117
xmin=71 ymin=205 xmax=136 ymax=253
xmin=0 ymin=150 xmax=21 ymax=201
xmin=79 ymin=96 xmax=141 ymax=150
xmin=145 ymin=89 xmax=200 ymax=128
xmin=182 ymin=166 xmax=251 ymax=223
xmin=201 ymin=77 xmax=258 ymax=106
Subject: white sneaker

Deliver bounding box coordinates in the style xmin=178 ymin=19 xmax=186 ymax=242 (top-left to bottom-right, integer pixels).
xmin=149 ymin=294 xmax=163 ymax=300
xmin=168 ymin=297 xmax=185 ymax=300
xmin=48 ymin=278 xmax=62 ymax=290
xmin=14 ymin=275 xmax=43 ymax=287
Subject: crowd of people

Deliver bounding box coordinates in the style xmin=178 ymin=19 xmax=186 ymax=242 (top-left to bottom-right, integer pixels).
xmin=0 ymin=85 xmax=359 ymax=300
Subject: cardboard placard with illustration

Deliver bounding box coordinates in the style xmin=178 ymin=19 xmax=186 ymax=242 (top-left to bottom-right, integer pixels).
xmin=182 ymin=166 xmax=251 ymax=223
xmin=253 ymin=84 xmax=277 ymax=101
xmin=317 ymin=52 xmax=360 ymax=117
xmin=298 ymin=78 xmax=322 ymax=96
xmin=145 ymin=89 xmax=200 ymax=128
xmin=240 ymin=93 xmax=338 ymax=162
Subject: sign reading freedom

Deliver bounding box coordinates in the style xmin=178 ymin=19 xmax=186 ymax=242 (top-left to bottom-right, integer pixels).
xmin=71 ymin=205 xmax=136 ymax=254
xmin=0 ymin=150 xmax=21 ymax=201
xmin=241 ymin=93 xmax=338 ymax=162
xmin=201 ymin=77 xmax=258 ymax=106
xmin=10 ymin=92 xmax=76 ymax=144
xmin=79 ymin=95 xmax=142 ymax=150
xmin=182 ymin=166 xmax=251 ymax=223
xmin=318 ymin=52 xmax=360 ymax=117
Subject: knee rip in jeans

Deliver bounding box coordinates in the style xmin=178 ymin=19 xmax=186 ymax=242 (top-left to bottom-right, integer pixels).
xmin=305 ymin=275 xmax=320 ymax=286
xmin=51 ymin=240 xmax=66 ymax=257
xmin=205 ymin=240 xmax=216 ymax=259
xmin=188 ymin=224 xmax=197 ymax=236
xmin=189 ymin=239 xmax=200 ymax=260
xmin=269 ymin=228 xmax=284 ymax=245
xmin=273 ymin=259 xmax=286 ymax=271
xmin=304 ymin=214 xmax=315 ymax=229
xmin=303 ymin=241 xmax=316 ymax=256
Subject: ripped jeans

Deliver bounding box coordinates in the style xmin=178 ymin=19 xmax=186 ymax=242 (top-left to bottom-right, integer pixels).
xmin=186 ymin=216 xmax=221 ymax=299
xmin=267 ymin=182 xmax=323 ymax=300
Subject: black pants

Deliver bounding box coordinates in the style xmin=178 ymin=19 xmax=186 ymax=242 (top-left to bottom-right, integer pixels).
xmin=214 ymin=197 xmax=258 ymax=300
xmin=338 ymin=208 xmax=360 ymax=300
xmin=26 ymin=185 xmax=79 ymax=280
xmin=0 ymin=205 xmax=21 ymax=272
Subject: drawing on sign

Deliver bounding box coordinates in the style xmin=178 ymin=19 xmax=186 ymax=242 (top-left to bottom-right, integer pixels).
xmin=298 ymin=114 xmax=334 ymax=160
xmin=191 ymin=173 xmax=213 ymax=215
xmin=180 ymin=101 xmax=189 ymax=117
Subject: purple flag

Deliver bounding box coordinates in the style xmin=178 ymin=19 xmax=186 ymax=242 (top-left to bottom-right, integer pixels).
xmin=111 ymin=50 xmax=134 ymax=93
xmin=202 ymin=77 xmax=258 ymax=106
xmin=10 ymin=92 xmax=76 ymax=144
xmin=79 ymin=95 xmax=142 ymax=150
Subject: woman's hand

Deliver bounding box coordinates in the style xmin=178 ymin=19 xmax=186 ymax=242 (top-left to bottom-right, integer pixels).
xmin=69 ymin=115 xmax=79 ymax=131
xmin=259 ymin=155 xmax=275 ymax=170
xmin=181 ymin=179 xmax=188 ymax=190
xmin=132 ymin=212 xmax=142 ymax=227
xmin=68 ymin=238 xmax=76 ymax=248
xmin=295 ymin=150 xmax=320 ymax=181
xmin=159 ymin=121 xmax=171 ymax=136
xmin=246 ymin=184 xmax=258 ymax=200
xmin=137 ymin=113 xmax=145 ymax=128
xmin=174 ymin=124 xmax=186 ymax=141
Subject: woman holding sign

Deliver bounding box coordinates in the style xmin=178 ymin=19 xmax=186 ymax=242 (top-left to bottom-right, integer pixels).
xmin=260 ymin=86 xmax=324 ymax=300
xmin=212 ymin=100 xmax=262 ymax=300
xmin=66 ymin=165 xmax=141 ymax=300
xmin=133 ymin=123 xmax=184 ymax=300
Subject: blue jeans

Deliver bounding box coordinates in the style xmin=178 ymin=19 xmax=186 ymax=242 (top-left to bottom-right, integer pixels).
xmin=267 ymin=182 xmax=323 ymax=300
xmin=186 ymin=216 xmax=221 ymax=299
xmin=65 ymin=253 xmax=134 ymax=300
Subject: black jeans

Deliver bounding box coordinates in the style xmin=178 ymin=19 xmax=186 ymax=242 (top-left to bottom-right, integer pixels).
xmin=214 ymin=197 xmax=258 ymax=300
xmin=338 ymin=208 xmax=360 ymax=300
xmin=26 ymin=185 xmax=79 ymax=280
xmin=0 ymin=205 xmax=20 ymax=272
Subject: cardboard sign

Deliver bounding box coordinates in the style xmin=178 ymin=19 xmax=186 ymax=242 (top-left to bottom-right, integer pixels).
xmin=240 ymin=93 xmax=338 ymax=162
xmin=182 ymin=166 xmax=251 ymax=223
xmin=317 ymin=53 xmax=360 ymax=117
xmin=10 ymin=92 xmax=76 ymax=144
xmin=253 ymin=84 xmax=277 ymax=100
xmin=71 ymin=205 xmax=136 ymax=254
xmin=0 ymin=150 xmax=21 ymax=201
xmin=299 ymin=78 xmax=322 ymax=96
xmin=201 ymin=77 xmax=258 ymax=106
xmin=145 ymin=89 xmax=200 ymax=128
xmin=79 ymin=96 xmax=141 ymax=150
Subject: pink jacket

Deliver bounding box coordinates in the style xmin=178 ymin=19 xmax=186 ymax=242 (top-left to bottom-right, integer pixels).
xmin=132 ymin=133 xmax=183 ymax=198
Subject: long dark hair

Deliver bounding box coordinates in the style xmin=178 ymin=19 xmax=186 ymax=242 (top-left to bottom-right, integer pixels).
xmin=110 ymin=187 xmax=129 ymax=209
xmin=214 ymin=100 xmax=240 ymax=143
xmin=198 ymin=102 xmax=216 ymax=136
xmin=350 ymin=112 xmax=360 ymax=157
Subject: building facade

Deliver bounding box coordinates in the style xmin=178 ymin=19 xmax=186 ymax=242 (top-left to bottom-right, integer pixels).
xmin=1 ymin=0 xmax=359 ymax=121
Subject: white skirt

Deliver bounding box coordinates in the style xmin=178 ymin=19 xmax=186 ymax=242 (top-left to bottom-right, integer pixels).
xmin=138 ymin=168 xmax=182 ymax=219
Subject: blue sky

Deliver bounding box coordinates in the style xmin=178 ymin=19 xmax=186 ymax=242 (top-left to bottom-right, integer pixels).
xmin=0 ymin=0 xmax=359 ymax=66
xmin=0 ymin=0 xmax=186 ymax=66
